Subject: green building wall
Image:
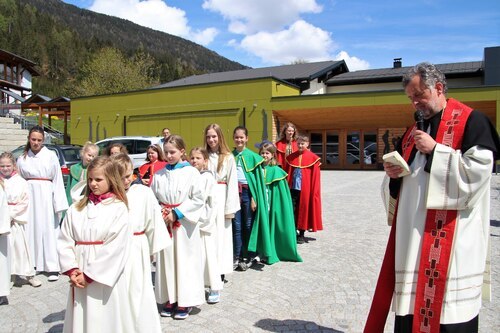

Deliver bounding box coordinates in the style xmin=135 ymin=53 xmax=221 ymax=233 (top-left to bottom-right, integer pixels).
xmin=70 ymin=78 xmax=300 ymax=150
xmin=71 ymin=78 xmax=499 ymax=154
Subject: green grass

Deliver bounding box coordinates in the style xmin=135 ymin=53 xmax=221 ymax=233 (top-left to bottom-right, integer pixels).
xmin=25 ymin=116 xmax=69 ymax=133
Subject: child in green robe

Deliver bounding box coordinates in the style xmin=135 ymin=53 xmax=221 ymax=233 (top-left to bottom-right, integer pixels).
xmin=232 ymin=126 xmax=278 ymax=269
xmin=65 ymin=142 xmax=98 ymax=204
xmin=259 ymin=143 xmax=302 ymax=262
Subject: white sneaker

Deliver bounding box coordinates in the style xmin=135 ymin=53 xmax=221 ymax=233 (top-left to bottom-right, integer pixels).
xmin=28 ymin=276 xmax=42 ymax=287
xmin=47 ymin=274 xmax=59 ymax=282
xmin=207 ymin=290 xmax=220 ymax=304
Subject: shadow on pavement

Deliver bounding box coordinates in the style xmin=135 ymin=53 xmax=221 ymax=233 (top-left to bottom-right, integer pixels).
xmin=254 ymin=318 xmax=344 ymax=332
xmin=43 ymin=309 xmax=65 ymax=323
xmin=47 ymin=323 xmax=63 ymax=332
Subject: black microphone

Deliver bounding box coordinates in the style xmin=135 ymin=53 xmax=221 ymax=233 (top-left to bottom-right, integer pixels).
xmin=414 ymin=110 xmax=424 ymax=131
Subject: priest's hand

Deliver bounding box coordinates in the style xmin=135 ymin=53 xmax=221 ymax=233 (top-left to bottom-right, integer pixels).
xmin=384 ymin=162 xmax=403 ymax=179
xmin=414 ymin=130 xmax=436 ymax=155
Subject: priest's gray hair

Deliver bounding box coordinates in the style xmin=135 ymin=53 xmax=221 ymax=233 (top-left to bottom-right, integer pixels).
xmin=402 ymin=62 xmax=448 ymax=94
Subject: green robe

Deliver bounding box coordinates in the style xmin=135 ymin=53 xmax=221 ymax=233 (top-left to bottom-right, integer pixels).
xmin=65 ymin=162 xmax=86 ymax=204
xmin=264 ymin=165 xmax=302 ymax=262
xmin=233 ymin=148 xmax=278 ymax=264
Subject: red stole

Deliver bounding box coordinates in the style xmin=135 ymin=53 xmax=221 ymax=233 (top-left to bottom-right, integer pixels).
xmin=138 ymin=161 xmax=167 ymax=186
xmin=364 ymin=98 xmax=472 ymax=333
xmin=88 ymin=192 xmax=115 ymax=205
xmin=286 ymin=149 xmax=323 ymax=232
xmin=276 ymin=139 xmax=298 ymax=181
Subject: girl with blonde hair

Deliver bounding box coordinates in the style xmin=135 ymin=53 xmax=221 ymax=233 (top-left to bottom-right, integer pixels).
xmin=58 ymin=156 xmax=133 ymax=332
xmin=203 ymin=124 xmax=240 ymax=277
xmin=0 ymin=152 xmax=42 ymax=289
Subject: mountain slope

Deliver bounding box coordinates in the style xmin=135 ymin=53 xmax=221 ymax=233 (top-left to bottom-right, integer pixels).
xmin=0 ymin=0 xmax=247 ymax=97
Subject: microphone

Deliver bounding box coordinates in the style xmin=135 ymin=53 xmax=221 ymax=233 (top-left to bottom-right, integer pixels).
xmin=414 ymin=110 xmax=424 ymax=131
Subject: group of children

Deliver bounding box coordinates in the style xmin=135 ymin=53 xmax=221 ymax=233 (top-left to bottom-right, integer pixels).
xmin=0 ymin=122 xmax=323 ymax=332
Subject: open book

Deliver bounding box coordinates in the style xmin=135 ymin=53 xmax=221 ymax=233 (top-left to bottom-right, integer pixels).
xmin=382 ymin=151 xmax=410 ymax=177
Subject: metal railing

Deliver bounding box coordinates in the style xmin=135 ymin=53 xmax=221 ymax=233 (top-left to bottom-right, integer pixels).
xmin=0 ymin=107 xmax=65 ymax=143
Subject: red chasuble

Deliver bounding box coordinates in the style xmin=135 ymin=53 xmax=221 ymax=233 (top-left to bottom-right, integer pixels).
xmin=286 ymin=149 xmax=323 ymax=232
xmin=138 ymin=161 xmax=167 ymax=186
xmin=275 ymin=139 xmax=298 ymax=181
xmin=364 ymin=98 xmax=472 ymax=333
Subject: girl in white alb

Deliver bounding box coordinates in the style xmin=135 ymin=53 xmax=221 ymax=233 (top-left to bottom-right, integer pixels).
xmin=190 ymin=147 xmax=223 ymax=304
xmin=0 ymin=152 xmax=41 ymax=288
xmin=57 ymin=156 xmax=133 ymax=333
xmin=16 ymin=126 xmax=68 ymax=280
xmin=0 ymin=176 xmax=11 ymax=305
xmin=151 ymin=135 xmax=205 ymax=320
xmin=112 ymin=153 xmax=171 ymax=332
xmin=203 ymin=124 xmax=240 ymax=277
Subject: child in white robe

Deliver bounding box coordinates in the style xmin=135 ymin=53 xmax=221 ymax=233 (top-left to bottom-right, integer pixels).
xmin=190 ymin=147 xmax=223 ymax=304
xmin=112 ymin=153 xmax=171 ymax=332
xmin=0 ymin=152 xmax=41 ymax=288
xmin=0 ymin=179 xmax=11 ymax=305
xmin=16 ymin=126 xmax=68 ymax=280
xmin=151 ymin=135 xmax=205 ymax=320
xmin=57 ymin=156 xmax=133 ymax=333
xmin=203 ymin=124 xmax=240 ymax=278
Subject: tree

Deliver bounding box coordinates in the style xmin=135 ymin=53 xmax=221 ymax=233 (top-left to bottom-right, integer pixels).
xmin=77 ymin=47 xmax=159 ymax=96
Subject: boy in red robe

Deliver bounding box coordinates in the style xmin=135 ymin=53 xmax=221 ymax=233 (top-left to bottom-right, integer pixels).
xmin=286 ymin=135 xmax=323 ymax=244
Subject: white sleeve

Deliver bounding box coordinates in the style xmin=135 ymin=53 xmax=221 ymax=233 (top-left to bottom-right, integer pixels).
xmin=426 ymin=145 xmax=494 ymax=210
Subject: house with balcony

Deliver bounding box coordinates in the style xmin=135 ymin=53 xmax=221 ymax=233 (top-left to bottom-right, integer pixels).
xmin=0 ymin=49 xmax=40 ymax=116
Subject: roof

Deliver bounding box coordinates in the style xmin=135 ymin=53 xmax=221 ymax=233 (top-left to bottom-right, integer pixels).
xmin=50 ymin=96 xmax=71 ymax=103
xmin=326 ymin=61 xmax=483 ymax=85
xmin=23 ymin=94 xmax=52 ymax=104
xmin=0 ymin=49 xmax=40 ymax=76
xmin=156 ymin=60 xmax=348 ymax=88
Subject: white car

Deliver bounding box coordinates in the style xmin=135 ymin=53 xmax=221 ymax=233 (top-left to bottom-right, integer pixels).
xmin=96 ymin=136 xmax=162 ymax=169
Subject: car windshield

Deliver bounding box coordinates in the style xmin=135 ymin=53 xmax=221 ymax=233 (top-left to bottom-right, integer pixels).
xmin=61 ymin=148 xmax=81 ymax=163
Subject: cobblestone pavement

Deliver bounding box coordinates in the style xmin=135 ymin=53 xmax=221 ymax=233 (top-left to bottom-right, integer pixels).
xmin=0 ymin=171 xmax=498 ymax=332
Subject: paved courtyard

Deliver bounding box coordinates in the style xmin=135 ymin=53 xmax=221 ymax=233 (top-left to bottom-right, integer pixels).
xmin=0 ymin=171 xmax=498 ymax=332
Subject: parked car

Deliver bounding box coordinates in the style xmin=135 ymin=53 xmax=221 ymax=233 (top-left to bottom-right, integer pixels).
xmin=95 ymin=136 xmax=162 ymax=169
xmin=11 ymin=144 xmax=83 ymax=187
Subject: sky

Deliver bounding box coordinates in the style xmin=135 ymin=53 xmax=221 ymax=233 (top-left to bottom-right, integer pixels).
xmin=62 ymin=0 xmax=500 ymax=71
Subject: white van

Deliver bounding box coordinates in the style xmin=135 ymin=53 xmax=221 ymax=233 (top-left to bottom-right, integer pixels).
xmin=96 ymin=136 xmax=162 ymax=169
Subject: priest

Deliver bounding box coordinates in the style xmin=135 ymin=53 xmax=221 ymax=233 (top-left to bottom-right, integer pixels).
xmin=365 ymin=62 xmax=500 ymax=333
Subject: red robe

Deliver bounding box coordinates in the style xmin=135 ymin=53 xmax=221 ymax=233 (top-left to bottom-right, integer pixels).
xmin=138 ymin=161 xmax=167 ymax=186
xmin=286 ymin=149 xmax=323 ymax=232
xmin=275 ymin=139 xmax=298 ymax=181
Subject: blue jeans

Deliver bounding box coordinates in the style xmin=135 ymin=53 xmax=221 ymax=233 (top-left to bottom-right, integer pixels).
xmin=233 ymin=186 xmax=254 ymax=260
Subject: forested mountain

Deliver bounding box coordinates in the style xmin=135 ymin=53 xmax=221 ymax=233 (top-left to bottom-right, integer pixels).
xmin=0 ymin=0 xmax=247 ymax=97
